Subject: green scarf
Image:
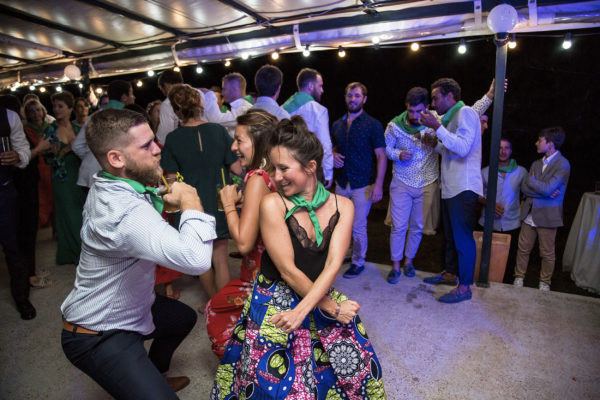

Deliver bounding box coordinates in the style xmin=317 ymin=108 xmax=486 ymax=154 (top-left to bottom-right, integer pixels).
xmin=106 ymin=99 xmax=125 ymax=110
xmin=242 ymin=95 xmax=254 ymax=105
xmin=441 ymin=101 xmax=465 ymax=127
xmin=498 ymin=159 xmax=518 ymax=174
xmin=101 ymin=171 xmax=163 ymax=213
xmin=284 ymin=182 xmax=330 ymax=246
xmin=391 ymin=111 xmax=423 ymax=135
xmin=282 ymin=92 xmax=314 ymax=114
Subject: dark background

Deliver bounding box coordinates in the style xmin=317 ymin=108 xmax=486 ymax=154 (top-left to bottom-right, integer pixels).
xmin=7 ymin=29 xmax=600 ymax=296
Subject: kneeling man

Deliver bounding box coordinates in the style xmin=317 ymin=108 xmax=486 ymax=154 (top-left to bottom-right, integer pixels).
xmin=61 ymin=109 xmax=216 ymax=399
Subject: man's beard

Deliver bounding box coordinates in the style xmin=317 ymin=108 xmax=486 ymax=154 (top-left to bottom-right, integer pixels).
xmin=407 ymin=117 xmax=421 ymax=126
xmin=311 ymin=88 xmax=321 ymax=102
xmin=347 ymin=103 xmax=363 ymax=114
xmin=124 ymin=156 xmax=162 ymax=186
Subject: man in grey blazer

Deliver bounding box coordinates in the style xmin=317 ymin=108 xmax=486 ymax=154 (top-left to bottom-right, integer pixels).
xmin=514 ymin=126 xmax=570 ymax=291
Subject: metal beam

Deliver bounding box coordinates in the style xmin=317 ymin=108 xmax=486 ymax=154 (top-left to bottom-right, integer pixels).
xmin=215 ymin=0 xmax=270 ymax=26
xmin=74 ymin=0 xmax=186 ymax=37
xmin=0 ymin=53 xmax=35 ymax=65
xmin=0 ymin=4 xmax=123 ymax=49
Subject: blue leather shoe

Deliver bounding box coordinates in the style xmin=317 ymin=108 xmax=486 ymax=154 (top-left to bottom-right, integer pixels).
xmin=404 ymin=263 xmax=416 ymax=277
xmin=423 ymin=273 xmax=457 ymax=285
xmin=387 ymin=269 xmax=401 ymax=284
xmin=439 ymin=288 xmax=472 ymax=303
xmin=343 ymin=264 xmax=365 ymax=279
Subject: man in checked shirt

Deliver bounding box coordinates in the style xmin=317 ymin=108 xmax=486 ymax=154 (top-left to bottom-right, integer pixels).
xmin=60 ymin=108 xmax=216 ymax=399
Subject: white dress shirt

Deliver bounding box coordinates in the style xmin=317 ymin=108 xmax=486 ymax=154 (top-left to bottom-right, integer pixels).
xmin=435 ymin=106 xmax=483 ymax=199
xmin=61 ymin=173 xmax=216 ymax=334
xmin=289 ymin=101 xmax=334 ymax=181
xmin=251 ymin=96 xmax=290 ymax=121
xmin=3 ymin=109 xmax=31 ymax=170
xmin=156 ymin=89 xmax=206 ymax=145
xmin=479 ymin=165 xmax=527 ymax=231
xmin=203 ymin=91 xmax=253 ymax=137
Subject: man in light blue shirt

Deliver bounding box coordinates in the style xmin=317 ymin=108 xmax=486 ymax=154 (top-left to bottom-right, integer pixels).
xmin=251 ymin=64 xmax=290 ymax=121
xmin=61 ymin=109 xmax=216 ymax=399
xmin=478 ymin=137 xmax=527 ymax=282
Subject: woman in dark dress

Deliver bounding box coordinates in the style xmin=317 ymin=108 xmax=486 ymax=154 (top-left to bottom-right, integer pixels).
xmin=160 ymin=84 xmax=242 ymax=299
xmin=211 ymin=117 xmax=386 ymax=399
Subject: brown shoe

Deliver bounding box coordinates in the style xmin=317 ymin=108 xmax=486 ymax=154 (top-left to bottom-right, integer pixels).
xmin=165 ymin=376 xmax=190 ymax=392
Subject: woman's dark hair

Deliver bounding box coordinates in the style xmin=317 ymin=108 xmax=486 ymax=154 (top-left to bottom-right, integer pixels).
xmin=236 ymin=109 xmax=278 ymax=171
xmin=270 ymin=115 xmax=324 ymax=182
xmin=51 ymin=91 xmax=75 ymax=109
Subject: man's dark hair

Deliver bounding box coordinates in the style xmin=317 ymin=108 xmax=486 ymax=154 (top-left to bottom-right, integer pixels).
xmin=255 ymin=65 xmax=283 ymax=97
xmin=86 ymin=108 xmax=147 ymax=169
xmin=500 ymin=136 xmax=513 ymax=149
xmin=107 ymin=80 xmax=132 ymax=101
xmin=431 ymin=78 xmax=461 ymax=101
xmin=222 ymin=72 xmax=247 ymax=93
xmin=296 ymin=68 xmax=320 ymax=91
xmin=539 ymin=126 xmax=566 ymax=150
xmin=0 ymin=95 xmax=22 ymax=114
xmin=158 ymin=69 xmax=184 ymax=89
xmin=405 ymin=87 xmax=429 ymax=106
xmin=345 ymin=82 xmax=367 ymax=97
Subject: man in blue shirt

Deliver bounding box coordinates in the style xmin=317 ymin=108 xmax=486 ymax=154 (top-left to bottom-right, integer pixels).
xmin=331 ymin=82 xmax=387 ymax=278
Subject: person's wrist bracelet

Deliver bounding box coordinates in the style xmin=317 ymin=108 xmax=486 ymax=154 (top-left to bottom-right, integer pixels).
xmin=334 ymin=302 xmax=341 ymax=318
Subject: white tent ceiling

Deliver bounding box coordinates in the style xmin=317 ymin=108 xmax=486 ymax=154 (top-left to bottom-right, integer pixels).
xmin=1 ymin=0 xmax=599 ymax=88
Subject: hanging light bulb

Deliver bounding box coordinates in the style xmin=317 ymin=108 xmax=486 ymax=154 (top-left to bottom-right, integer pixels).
xmin=56 ymin=86 xmax=62 ymax=92
xmin=458 ymin=39 xmax=467 ymax=54
xmin=241 ymin=52 xmax=249 ymax=60
xmin=78 ymin=83 xmax=83 ymax=89
xmin=96 ymin=87 xmax=103 ymax=94
xmin=271 ymin=51 xmax=279 ymax=60
xmin=562 ymin=33 xmax=572 ymax=49
xmin=410 ymin=42 xmax=420 ymax=52
xmin=10 ymin=86 xmax=17 ymax=92
xmin=508 ymin=33 xmax=517 ymax=49
xmin=224 ymin=59 xmax=231 ymax=67
xmin=39 ymin=87 xmax=46 ymax=93
xmin=338 ymin=46 xmax=346 ymax=57
xmin=371 ymin=36 xmax=380 ymax=45
xmin=196 ymin=65 xmax=203 ymax=74
xmin=136 ymin=80 xmax=143 ymax=87
xmin=303 ymin=45 xmax=310 ymax=57
xmin=173 ymin=66 xmax=180 ymax=72
xmin=147 ymin=70 xmax=155 ymax=77
xmin=29 ymin=85 xmax=36 ymax=91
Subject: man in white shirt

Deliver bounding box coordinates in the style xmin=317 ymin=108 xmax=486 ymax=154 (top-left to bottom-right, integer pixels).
xmin=0 ymin=107 xmax=35 ymax=319
xmin=421 ymin=78 xmax=482 ymax=303
xmin=203 ymin=72 xmax=253 ymax=137
xmin=61 ymin=108 xmax=215 ymax=399
xmin=282 ymin=68 xmax=334 ymax=187
xmin=251 ymin=64 xmax=290 ymax=120
xmin=155 ymin=69 xmax=206 ymax=144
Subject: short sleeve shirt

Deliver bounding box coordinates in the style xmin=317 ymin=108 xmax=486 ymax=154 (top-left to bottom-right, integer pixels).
xmin=331 ymin=112 xmax=385 ymax=189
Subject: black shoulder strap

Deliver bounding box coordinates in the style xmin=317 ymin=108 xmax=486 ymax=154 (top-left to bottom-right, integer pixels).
xmin=0 ymin=108 xmax=10 ymax=138
xmin=276 ymin=191 xmax=289 ymax=212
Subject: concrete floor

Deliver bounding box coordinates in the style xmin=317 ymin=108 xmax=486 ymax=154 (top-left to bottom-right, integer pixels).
xmin=1 ymin=228 xmax=599 ymax=399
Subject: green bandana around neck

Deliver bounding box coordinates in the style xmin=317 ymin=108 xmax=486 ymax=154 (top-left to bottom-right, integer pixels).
xmin=101 ymin=171 xmax=164 ymax=213
xmin=441 ymin=100 xmax=465 ymax=127
xmin=106 ymin=99 xmax=125 ymax=110
xmin=282 ymin=92 xmax=314 ymax=114
xmin=242 ymin=95 xmax=254 ymax=105
xmin=498 ymin=158 xmax=518 ymax=174
xmin=391 ymin=111 xmax=424 ymax=135
xmin=284 ymin=182 xmax=330 ymax=246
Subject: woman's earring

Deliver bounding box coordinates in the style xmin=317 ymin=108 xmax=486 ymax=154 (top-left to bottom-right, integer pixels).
xmin=260 ymin=158 xmax=267 ymax=169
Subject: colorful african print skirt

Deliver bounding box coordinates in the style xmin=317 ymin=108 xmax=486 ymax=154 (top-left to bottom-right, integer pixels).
xmin=211 ymin=273 xmax=387 ymax=399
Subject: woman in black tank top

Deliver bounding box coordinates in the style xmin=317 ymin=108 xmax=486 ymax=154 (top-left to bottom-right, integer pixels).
xmin=211 ymin=117 xmax=387 ymax=399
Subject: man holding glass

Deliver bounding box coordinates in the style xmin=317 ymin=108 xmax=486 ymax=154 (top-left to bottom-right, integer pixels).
xmin=0 ymin=106 xmax=35 ymax=320
xmin=60 ymin=108 xmax=216 ymax=399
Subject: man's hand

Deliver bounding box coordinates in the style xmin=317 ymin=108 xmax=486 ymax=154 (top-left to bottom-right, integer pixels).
xmin=421 ymin=132 xmax=438 ymax=148
xmin=162 ymin=181 xmax=203 ymax=212
xmin=324 ymin=179 xmax=333 ymax=189
xmin=486 ymin=78 xmax=509 ymax=100
xmin=369 ymin=184 xmax=383 ymax=203
xmin=0 ymin=150 xmax=20 ymax=166
xmin=420 ymin=109 xmax=441 ymax=131
xmin=494 ymin=203 xmax=505 ymax=217
xmin=333 ymin=152 xmax=345 ymax=168
xmin=399 ymin=150 xmax=413 ymax=161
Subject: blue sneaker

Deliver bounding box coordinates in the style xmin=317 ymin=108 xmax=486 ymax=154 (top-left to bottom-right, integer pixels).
xmin=387 ymin=269 xmax=401 ymax=284
xmin=343 ymin=264 xmax=365 ymax=279
xmin=404 ymin=263 xmax=416 ymax=277
xmin=439 ymin=288 xmax=472 ymax=303
xmin=423 ymin=273 xmax=457 ymax=285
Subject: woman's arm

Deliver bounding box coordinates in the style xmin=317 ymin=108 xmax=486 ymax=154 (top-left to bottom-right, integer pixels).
xmin=221 ymin=174 xmax=270 ymax=255
xmin=261 ymin=194 xmax=357 ymax=332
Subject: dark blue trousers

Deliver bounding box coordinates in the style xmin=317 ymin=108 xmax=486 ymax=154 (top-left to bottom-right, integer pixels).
xmin=441 ymin=190 xmax=478 ymax=286
xmin=61 ymin=295 xmax=197 ymax=400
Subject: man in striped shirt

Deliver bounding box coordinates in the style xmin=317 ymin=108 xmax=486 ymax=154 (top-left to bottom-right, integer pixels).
xmin=61 ymin=109 xmax=216 ymax=399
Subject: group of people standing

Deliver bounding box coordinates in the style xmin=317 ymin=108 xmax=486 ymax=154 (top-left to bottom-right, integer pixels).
xmin=1 ymin=59 xmax=570 ymax=399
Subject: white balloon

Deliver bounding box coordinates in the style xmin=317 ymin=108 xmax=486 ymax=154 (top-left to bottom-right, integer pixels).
xmin=487 ymin=4 xmax=518 ymax=34
xmin=64 ymin=64 xmax=81 ymax=80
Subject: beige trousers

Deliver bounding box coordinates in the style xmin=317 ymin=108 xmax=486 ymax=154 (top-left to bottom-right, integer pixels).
xmin=514 ymin=222 xmax=557 ymax=284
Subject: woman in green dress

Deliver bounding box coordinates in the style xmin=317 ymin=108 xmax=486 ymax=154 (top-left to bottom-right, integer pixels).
xmin=45 ymin=91 xmax=86 ymax=265
xmin=161 ymin=84 xmax=242 ymax=298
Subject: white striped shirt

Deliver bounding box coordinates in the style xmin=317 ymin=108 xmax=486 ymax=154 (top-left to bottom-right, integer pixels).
xmin=61 ymin=173 xmax=216 ymax=335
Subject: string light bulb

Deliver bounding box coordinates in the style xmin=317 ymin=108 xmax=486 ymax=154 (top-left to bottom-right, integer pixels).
xmin=147 ymin=70 xmax=155 ymax=77
xmin=224 ymin=59 xmax=231 ymax=67
xmin=78 ymin=83 xmax=83 ymax=89
xmin=410 ymin=42 xmax=420 ymax=52
xmin=562 ymin=33 xmax=572 ymax=49
xmin=173 ymin=66 xmax=180 ymax=72
xmin=271 ymin=51 xmax=279 ymax=60
xmin=56 ymin=86 xmax=62 ymax=92
xmin=458 ymin=39 xmax=467 ymax=54
xmin=338 ymin=46 xmax=346 ymax=57
xmin=136 ymin=80 xmax=143 ymax=87
xmin=39 ymin=87 xmax=46 ymax=93
xmin=196 ymin=66 xmax=203 ymax=74
xmin=508 ymin=33 xmax=517 ymax=49
xmin=303 ymin=45 xmax=310 ymax=57
xmin=241 ymin=52 xmax=249 ymax=60
xmin=95 ymin=87 xmax=103 ymax=94
xmin=371 ymin=36 xmax=380 ymax=45
xmin=29 ymin=85 xmax=35 ymax=91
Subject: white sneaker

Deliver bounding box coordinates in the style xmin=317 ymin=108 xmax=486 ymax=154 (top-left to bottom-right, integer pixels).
xmin=513 ymin=277 xmax=524 ymax=287
xmin=539 ymin=282 xmax=551 ymax=291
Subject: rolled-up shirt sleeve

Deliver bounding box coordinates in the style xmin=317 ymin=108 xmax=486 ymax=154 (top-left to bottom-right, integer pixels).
xmin=7 ymin=110 xmax=30 ymax=169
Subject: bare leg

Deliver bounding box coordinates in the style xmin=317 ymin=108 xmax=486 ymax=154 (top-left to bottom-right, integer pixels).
xmin=392 ymin=260 xmax=401 ymax=271
xmin=212 ymin=239 xmax=230 ymax=292
xmin=403 ymin=257 xmax=413 ymax=266
xmin=199 ymin=269 xmax=216 ymax=299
